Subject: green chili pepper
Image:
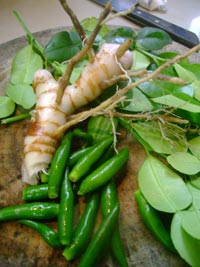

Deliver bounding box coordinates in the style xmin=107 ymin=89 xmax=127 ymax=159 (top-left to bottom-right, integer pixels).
xmin=22 ymin=184 xmax=49 ymax=202
xmin=87 ymin=115 xmax=118 ymax=143
xmin=48 ymin=131 xmax=72 ymax=199
xmin=73 ymin=128 xmax=93 ymax=145
xmin=93 ymin=143 xmax=114 ymax=168
xmin=78 ymin=202 xmax=120 ymax=267
xmin=63 ymin=193 xmax=99 ymax=261
xmin=68 ymin=146 xmax=94 ymax=167
xmin=0 ymin=202 xmax=59 ymax=221
xmin=101 ymin=181 xmax=128 ymax=267
xmin=78 ymin=147 xmax=129 ymax=195
xmin=19 ymin=219 xmax=63 ymax=249
xmin=135 ymin=189 xmax=177 ymax=253
xmin=58 ymin=167 xmax=74 ymax=245
xmin=69 ymin=137 xmax=113 ymax=182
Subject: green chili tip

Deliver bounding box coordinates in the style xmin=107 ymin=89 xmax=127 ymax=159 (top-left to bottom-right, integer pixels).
xmin=19 ymin=219 xmax=63 ymax=249
xmin=135 ymin=189 xmax=177 ymax=254
xmin=78 ymin=202 xmax=120 ymax=267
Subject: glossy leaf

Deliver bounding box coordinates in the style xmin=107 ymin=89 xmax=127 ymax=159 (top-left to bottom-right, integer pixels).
xmin=0 ymin=96 xmax=15 ymax=119
xmin=131 ymin=50 xmax=150 ymax=70
xmin=181 ymin=63 xmax=200 ymax=80
xmin=188 ymin=136 xmax=200 ymax=157
xmin=181 ymin=210 xmax=200 ymax=239
xmin=81 ymin=17 xmax=109 ymax=37
xmin=175 ymin=109 xmax=200 ymax=125
xmin=138 ymin=81 xmax=165 ymax=98
xmin=173 ymin=84 xmax=194 ymax=97
xmin=6 ymin=84 xmax=36 ymax=109
xmin=174 ymin=63 xmax=197 ymax=83
xmin=192 ymin=80 xmax=200 ymax=101
xmin=152 ymin=94 xmax=200 ymax=112
xmin=157 ymin=51 xmax=189 ymax=65
xmin=133 ymin=121 xmax=187 ymax=154
xmin=11 ymin=45 xmax=43 ymax=84
xmin=118 ymin=88 xmax=153 ymax=112
xmin=187 ymin=182 xmax=200 ymax=209
xmin=167 ymin=152 xmax=200 ymax=175
xmin=138 ymin=155 xmax=192 ymax=212
xmin=104 ymin=26 xmax=136 ymax=49
xmin=138 ymin=80 xmax=187 ymax=98
xmin=136 ymin=27 xmax=172 ymax=51
xmin=189 ymin=175 xmax=200 ymax=190
xmin=44 ymin=31 xmax=81 ymax=62
xmin=171 ymin=212 xmax=200 ymax=267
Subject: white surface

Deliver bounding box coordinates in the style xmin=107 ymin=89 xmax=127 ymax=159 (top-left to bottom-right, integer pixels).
xmin=0 ymin=0 xmax=199 ymax=44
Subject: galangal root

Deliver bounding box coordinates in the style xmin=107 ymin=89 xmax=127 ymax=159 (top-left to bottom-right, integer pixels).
xmin=22 ymin=42 xmax=133 ymax=185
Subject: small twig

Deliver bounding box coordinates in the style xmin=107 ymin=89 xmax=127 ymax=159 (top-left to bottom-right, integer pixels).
xmin=116 ymin=39 xmax=133 ymax=60
xmin=108 ymin=110 xmax=118 ymax=153
xmin=96 ymin=111 xmax=189 ymax=124
xmin=59 ymin=0 xmax=86 ymax=40
xmin=100 ymin=69 xmax=147 ymax=89
xmin=101 ymin=69 xmax=186 ymax=89
xmin=59 ymin=0 xmax=95 ymax=63
xmin=56 ymin=1 xmax=112 ymax=104
xmin=155 ymin=74 xmax=186 ymax=85
xmin=101 ymin=5 xmax=136 ymax=24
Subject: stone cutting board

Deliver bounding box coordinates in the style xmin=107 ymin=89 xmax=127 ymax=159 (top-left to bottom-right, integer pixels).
xmin=0 ymin=27 xmax=198 ymax=267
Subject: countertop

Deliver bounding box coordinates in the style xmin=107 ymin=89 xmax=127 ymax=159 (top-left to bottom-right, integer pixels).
xmin=0 ymin=0 xmax=200 ymax=45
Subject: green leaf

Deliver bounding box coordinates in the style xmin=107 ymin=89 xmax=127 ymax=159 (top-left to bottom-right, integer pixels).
xmin=139 ymin=80 xmax=186 ymax=98
xmin=138 ymin=81 xmax=165 ymax=98
xmin=157 ymin=51 xmax=189 ymax=65
xmin=51 ymin=61 xmax=66 ymax=77
xmin=167 ymin=152 xmax=200 ymax=175
xmin=187 ymin=182 xmax=200 ymax=209
xmin=11 ymin=45 xmax=43 ymax=84
xmin=173 ymin=84 xmax=194 ymax=97
xmin=189 ymin=136 xmax=200 ymax=158
xmin=181 ymin=64 xmax=200 ymax=80
xmin=152 ymin=94 xmax=200 ymax=112
xmin=80 ymin=17 xmax=109 ymax=37
xmin=181 ymin=210 xmax=200 ymax=239
xmin=138 ymin=155 xmax=192 ymax=213
xmin=118 ymin=88 xmax=153 ymax=112
xmin=175 ymin=108 xmax=200 ymax=125
xmin=133 ymin=121 xmax=187 ymax=154
xmin=104 ymin=26 xmax=136 ymax=49
xmin=69 ymin=60 xmax=87 ymax=84
xmin=0 ymin=96 xmax=15 ymax=119
xmin=6 ymin=84 xmax=36 ymax=109
xmin=174 ymin=63 xmax=197 ymax=83
xmin=131 ymin=50 xmax=150 ymax=70
xmin=118 ymin=118 xmax=152 ymax=152
xmin=189 ymin=175 xmax=200 ymax=190
xmin=136 ymin=27 xmax=172 ymax=51
xmin=192 ymin=79 xmax=200 ymax=101
xmin=171 ymin=212 xmax=200 ymax=267
xmin=44 ymin=31 xmax=81 ymax=62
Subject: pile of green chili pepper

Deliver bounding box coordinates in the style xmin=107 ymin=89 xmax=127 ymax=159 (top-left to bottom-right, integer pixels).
xmin=0 ymin=116 xmax=130 ymax=266
xmin=0 ymin=115 xmax=175 ymax=266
